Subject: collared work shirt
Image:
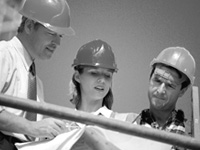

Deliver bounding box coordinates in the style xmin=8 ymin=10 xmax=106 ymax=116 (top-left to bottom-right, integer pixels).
xmin=0 ymin=36 xmax=44 ymax=141
xmin=134 ymin=109 xmax=186 ymax=150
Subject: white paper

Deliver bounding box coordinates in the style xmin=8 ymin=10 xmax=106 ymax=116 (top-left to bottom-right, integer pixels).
xmin=16 ymin=127 xmax=85 ymax=150
xmin=88 ymin=126 xmax=171 ymax=150
xmin=16 ymin=125 xmax=171 ymax=150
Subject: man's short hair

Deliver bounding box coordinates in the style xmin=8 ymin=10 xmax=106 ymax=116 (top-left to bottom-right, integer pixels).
xmin=17 ymin=16 xmax=41 ymax=33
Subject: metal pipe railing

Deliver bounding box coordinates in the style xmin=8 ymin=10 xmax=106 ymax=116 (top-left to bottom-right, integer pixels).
xmin=0 ymin=94 xmax=199 ymax=149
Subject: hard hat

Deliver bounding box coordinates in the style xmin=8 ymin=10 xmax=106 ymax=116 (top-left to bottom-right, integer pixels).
xmin=72 ymin=39 xmax=118 ymax=72
xmin=150 ymin=47 xmax=196 ymax=85
xmin=19 ymin=0 xmax=75 ymax=35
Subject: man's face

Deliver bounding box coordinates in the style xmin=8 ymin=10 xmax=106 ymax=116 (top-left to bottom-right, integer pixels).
xmin=28 ymin=23 xmax=62 ymax=60
xmin=148 ymin=65 xmax=186 ymax=111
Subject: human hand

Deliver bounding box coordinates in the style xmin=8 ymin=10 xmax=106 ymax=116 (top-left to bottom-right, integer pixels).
xmin=27 ymin=118 xmax=67 ymax=140
xmin=65 ymin=121 xmax=80 ymax=131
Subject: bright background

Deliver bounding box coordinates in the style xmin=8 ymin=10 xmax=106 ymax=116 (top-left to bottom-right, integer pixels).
xmin=36 ymin=0 xmax=200 ymax=133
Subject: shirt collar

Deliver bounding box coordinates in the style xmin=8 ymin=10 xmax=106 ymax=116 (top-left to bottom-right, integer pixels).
xmin=74 ymin=106 xmax=113 ymax=128
xmin=92 ymin=106 xmax=113 ymax=118
xmin=75 ymin=106 xmax=113 ymax=118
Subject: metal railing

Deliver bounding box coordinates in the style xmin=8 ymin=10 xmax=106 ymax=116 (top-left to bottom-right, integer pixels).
xmin=192 ymin=86 xmax=200 ymax=139
xmin=0 ymin=94 xmax=200 ymax=149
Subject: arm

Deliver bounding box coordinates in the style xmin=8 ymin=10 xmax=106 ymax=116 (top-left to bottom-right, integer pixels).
xmin=0 ymin=50 xmax=67 ymax=139
xmin=83 ymin=127 xmax=121 ymax=150
xmin=0 ymin=110 xmax=67 ymax=139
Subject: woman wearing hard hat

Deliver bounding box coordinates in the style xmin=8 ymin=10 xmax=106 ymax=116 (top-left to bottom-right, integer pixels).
xmin=67 ymin=39 xmax=137 ymax=149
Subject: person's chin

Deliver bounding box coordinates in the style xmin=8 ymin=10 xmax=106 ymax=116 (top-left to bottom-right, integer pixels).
xmin=43 ymin=52 xmax=54 ymax=59
xmin=152 ymin=99 xmax=166 ymax=109
xmin=95 ymin=94 xmax=105 ymax=100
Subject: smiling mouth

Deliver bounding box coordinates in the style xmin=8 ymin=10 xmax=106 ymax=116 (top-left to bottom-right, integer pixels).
xmin=46 ymin=47 xmax=55 ymax=52
xmin=95 ymin=86 xmax=104 ymax=91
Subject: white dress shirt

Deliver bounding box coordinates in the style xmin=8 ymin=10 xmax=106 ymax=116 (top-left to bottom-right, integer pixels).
xmin=0 ymin=36 xmax=44 ymax=141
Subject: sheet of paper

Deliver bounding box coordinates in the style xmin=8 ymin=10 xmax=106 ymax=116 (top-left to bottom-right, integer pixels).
xmin=16 ymin=125 xmax=171 ymax=150
xmin=87 ymin=126 xmax=171 ymax=150
xmin=16 ymin=127 xmax=85 ymax=150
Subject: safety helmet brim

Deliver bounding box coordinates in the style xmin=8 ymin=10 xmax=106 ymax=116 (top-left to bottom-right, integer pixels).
xmin=150 ymin=47 xmax=196 ymax=85
xmin=43 ymin=23 xmax=75 ymax=36
xmin=19 ymin=0 xmax=75 ymax=36
xmin=72 ymin=39 xmax=118 ymax=72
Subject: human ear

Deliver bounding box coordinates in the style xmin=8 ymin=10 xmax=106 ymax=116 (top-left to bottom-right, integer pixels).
xmin=178 ymin=86 xmax=189 ymax=97
xmin=24 ymin=19 xmax=34 ymax=34
xmin=74 ymin=71 xmax=80 ymax=83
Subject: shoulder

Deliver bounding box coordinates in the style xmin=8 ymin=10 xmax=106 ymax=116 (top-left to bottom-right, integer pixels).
xmin=112 ymin=111 xmax=139 ymax=123
xmin=126 ymin=112 xmax=140 ymax=123
xmin=0 ymin=39 xmax=13 ymax=53
xmin=0 ymin=41 xmax=16 ymax=75
xmin=0 ymin=39 xmax=19 ymax=64
xmin=0 ymin=41 xmax=12 ymax=57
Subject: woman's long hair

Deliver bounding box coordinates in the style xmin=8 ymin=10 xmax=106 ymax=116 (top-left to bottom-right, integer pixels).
xmin=69 ymin=66 xmax=114 ymax=110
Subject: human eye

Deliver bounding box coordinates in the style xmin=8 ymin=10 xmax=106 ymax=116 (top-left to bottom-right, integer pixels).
xmin=47 ymin=32 xmax=54 ymax=37
xmin=47 ymin=31 xmax=58 ymax=37
xmin=59 ymin=34 xmax=63 ymax=38
xmin=153 ymin=77 xmax=161 ymax=83
xmin=166 ymin=83 xmax=176 ymax=90
xmin=89 ymin=71 xmax=98 ymax=76
xmin=104 ymin=73 xmax=112 ymax=79
xmin=47 ymin=30 xmax=53 ymax=35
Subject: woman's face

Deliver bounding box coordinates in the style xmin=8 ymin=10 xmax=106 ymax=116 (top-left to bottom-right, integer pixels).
xmin=76 ymin=66 xmax=113 ymax=101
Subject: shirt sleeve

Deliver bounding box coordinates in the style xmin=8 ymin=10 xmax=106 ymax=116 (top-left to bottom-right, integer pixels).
xmin=0 ymin=50 xmax=11 ymax=111
xmin=112 ymin=112 xmax=139 ymax=122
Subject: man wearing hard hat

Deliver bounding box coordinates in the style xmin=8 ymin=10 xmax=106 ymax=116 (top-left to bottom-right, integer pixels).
xmin=0 ymin=0 xmax=75 ymax=149
xmin=133 ymin=47 xmax=196 ymax=150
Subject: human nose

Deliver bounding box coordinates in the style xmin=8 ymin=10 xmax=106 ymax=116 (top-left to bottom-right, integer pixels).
xmin=53 ymin=35 xmax=61 ymax=45
xmin=156 ymin=83 xmax=166 ymax=94
xmin=97 ymin=76 xmax=106 ymax=83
